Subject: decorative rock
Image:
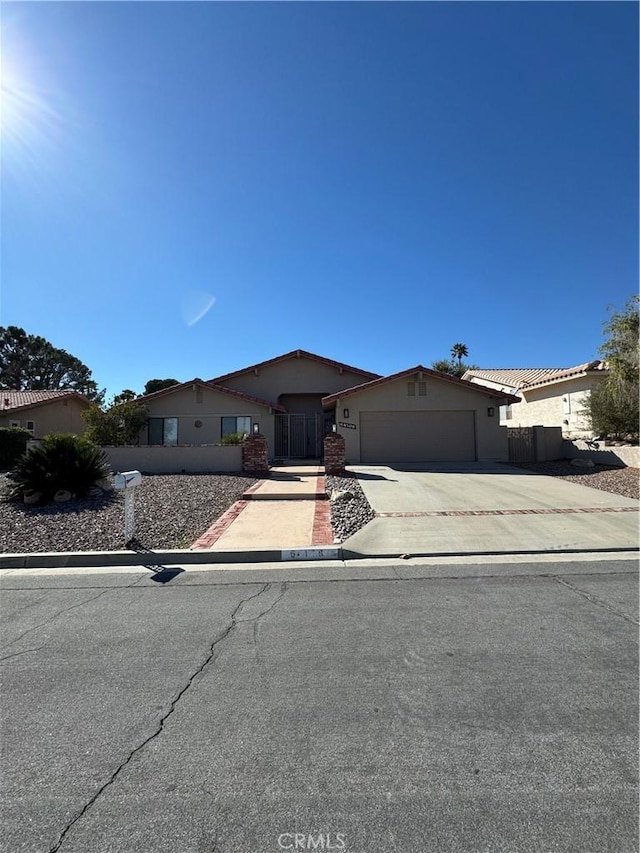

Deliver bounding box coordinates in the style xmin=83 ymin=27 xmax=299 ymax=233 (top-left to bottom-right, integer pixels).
xmin=325 ymin=473 xmax=375 ymax=542
xmin=53 ymin=490 xmax=73 ymax=503
xmin=23 ymin=490 xmax=41 ymax=505
xmin=570 ymin=458 xmax=595 ymax=469
xmin=330 ymin=489 xmax=354 ymax=502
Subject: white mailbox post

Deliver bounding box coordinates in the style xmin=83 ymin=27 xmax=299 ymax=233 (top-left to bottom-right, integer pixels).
xmin=113 ymin=470 xmax=142 ymax=543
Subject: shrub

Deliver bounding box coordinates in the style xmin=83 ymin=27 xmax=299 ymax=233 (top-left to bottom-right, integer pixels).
xmin=218 ymin=431 xmax=247 ymax=445
xmin=83 ymin=401 xmax=148 ymax=446
xmin=7 ymin=433 xmax=112 ymax=504
xmin=585 ymin=379 xmax=639 ymax=441
xmin=0 ymin=426 xmax=33 ymax=470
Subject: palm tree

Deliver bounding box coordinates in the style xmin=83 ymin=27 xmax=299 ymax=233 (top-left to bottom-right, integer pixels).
xmin=451 ymin=343 xmax=469 ymax=368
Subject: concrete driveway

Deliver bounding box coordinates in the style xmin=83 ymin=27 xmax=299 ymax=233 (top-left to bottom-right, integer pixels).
xmin=343 ymin=463 xmax=639 ymax=558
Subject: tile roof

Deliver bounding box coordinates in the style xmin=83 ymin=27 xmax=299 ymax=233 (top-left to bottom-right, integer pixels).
xmin=463 ymin=361 xmax=607 ymax=390
xmin=136 ymin=378 xmax=286 ymax=412
xmin=211 ymin=349 xmax=381 ymax=384
xmin=322 ymin=366 xmax=521 ymax=405
xmin=0 ymin=390 xmax=90 ymax=413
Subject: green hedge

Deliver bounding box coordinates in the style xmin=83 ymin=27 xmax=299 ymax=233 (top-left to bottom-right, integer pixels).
xmin=0 ymin=427 xmax=33 ymax=470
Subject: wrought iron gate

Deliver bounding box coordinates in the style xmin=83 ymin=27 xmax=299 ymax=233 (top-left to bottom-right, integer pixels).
xmin=275 ymin=414 xmax=325 ymax=459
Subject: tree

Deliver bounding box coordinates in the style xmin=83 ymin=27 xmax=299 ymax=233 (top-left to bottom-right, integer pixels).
xmin=432 ymin=345 xmax=478 ymax=380
xmin=585 ymin=297 xmax=639 ymax=440
xmin=0 ymin=326 xmax=104 ymax=403
xmin=143 ymin=378 xmax=180 ymax=396
xmin=451 ymin=343 xmax=469 ymax=369
xmin=599 ymin=296 xmax=639 ymax=384
xmin=83 ymin=399 xmax=149 ymax=446
xmin=112 ymin=389 xmax=138 ymax=405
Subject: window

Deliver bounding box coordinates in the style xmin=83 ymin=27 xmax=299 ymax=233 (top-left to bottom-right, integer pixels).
xmin=9 ymin=420 xmax=20 ymax=428
xmin=221 ymin=416 xmax=251 ymax=438
xmin=500 ymin=405 xmax=513 ymax=421
xmin=418 ymin=381 xmax=427 ymax=396
xmin=407 ymin=382 xmax=416 ymax=396
xmin=148 ymin=417 xmax=178 ymax=446
xmin=25 ymin=420 xmax=35 ymax=434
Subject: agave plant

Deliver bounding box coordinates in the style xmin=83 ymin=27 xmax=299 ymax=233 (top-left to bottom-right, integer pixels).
xmin=7 ymin=433 xmax=111 ymax=504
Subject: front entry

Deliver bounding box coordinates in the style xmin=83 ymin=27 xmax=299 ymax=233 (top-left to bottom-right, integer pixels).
xmin=275 ymin=413 xmax=326 ymax=459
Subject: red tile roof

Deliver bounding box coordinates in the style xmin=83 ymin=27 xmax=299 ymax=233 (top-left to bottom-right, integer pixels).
xmin=211 ymin=349 xmax=381 ymax=384
xmin=463 ymin=361 xmax=607 ymax=390
xmin=136 ymin=378 xmax=286 ymax=412
xmin=322 ymin=366 xmax=521 ymax=405
xmin=0 ymin=390 xmax=90 ymax=413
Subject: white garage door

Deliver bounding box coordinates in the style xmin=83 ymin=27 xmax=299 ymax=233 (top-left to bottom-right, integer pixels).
xmin=360 ymin=411 xmax=476 ymax=463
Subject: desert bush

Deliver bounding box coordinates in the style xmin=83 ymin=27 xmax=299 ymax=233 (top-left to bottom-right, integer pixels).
xmin=83 ymin=400 xmax=148 ymax=446
xmin=218 ymin=431 xmax=247 ymax=445
xmin=0 ymin=426 xmax=32 ymax=470
xmin=7 ymin=433 xmax=111 ymax=504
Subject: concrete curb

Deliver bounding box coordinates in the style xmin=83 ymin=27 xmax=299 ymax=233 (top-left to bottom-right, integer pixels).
xmin=341 ymin=546 xmax=640 ymax=561
xmin=1 ymin=544 xmax=637 ymax=570
xmin=0 ymin=545 xmax=346 ymax=569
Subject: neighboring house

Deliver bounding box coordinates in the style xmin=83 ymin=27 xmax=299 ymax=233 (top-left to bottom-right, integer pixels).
xmin=462 ymin=361 xmax=609 ymax=438
xmin=0 ymin=390 xmax=91 ymax=438
xmin=137 ymin=350 xmax=518 ymax=463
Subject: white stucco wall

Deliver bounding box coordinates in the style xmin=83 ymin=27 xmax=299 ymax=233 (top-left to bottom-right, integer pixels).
xmin=503 ymin=375 xmax=606 ymax=437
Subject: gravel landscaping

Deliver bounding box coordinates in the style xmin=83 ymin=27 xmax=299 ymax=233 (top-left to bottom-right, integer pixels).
xmin=0 ymin=473 xmax=257 ymax=554
xmin=507 ymin=461 xmax=639 ymax=500
xmin=1 ymin=461 xmax=635 ymax=555
xmin=325 ymin=472 xmax=375 ymax=542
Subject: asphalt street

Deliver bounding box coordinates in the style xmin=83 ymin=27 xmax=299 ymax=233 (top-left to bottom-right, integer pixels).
xmin=1 ymin=557 xmax=638 ymax=853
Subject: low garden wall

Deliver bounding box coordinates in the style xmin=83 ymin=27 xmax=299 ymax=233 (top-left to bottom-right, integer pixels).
xmin=102 ymin=445 xmax=242 ymax=474
xmin=562 ymin=440 xmax=639 ymax=469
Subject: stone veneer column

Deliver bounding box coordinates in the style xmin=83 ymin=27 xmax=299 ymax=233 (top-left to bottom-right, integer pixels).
xmin=323 ymin=432 xmax=346 ymax=475
xmin=242 ymin=433 xmax=269 ymax=475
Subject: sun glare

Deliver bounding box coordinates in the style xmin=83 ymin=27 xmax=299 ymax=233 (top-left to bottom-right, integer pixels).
xmin=0 ymin=17 xmax=67 ymax=185
xmin=1 ymin=61 xmax=60 ymax=151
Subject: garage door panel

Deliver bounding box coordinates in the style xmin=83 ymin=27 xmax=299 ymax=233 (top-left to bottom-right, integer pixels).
xmin=360 ymin=411 xmax=476 ymax=462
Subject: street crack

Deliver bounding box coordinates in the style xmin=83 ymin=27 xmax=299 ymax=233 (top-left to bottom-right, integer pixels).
xmin=0 ymin=645 xmax=46 ymax=664
xmin=553 ymin=575 xmax=639 ymax=627
xmin=1 ymin=575 xmax=147 ymax=656
xmin=48 ymin=582 xmax=273 ymax=853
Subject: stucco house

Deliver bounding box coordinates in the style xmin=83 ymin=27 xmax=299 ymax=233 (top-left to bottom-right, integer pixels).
xmin=462 ymin=361 xmax=609 ymax=438
xmin=137 ymin=350 xmax=518 ymax=463
xmin=0 ymin=390 xmax=91 ymax=438
xmin=322 ymin=366 xmax=519 ymax=463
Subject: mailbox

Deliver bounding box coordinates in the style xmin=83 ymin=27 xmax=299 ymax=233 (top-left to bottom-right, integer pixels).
xmin=114 ymin=470 xmax=142 ymax=490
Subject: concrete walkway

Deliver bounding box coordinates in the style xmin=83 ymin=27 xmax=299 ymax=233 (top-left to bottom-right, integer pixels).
xmin=191 ymin=465 xmax=334 ymax=551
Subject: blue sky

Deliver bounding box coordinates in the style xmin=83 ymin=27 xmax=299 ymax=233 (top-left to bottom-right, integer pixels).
xmin=1 ymin=1 xmax=637 ymax=400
